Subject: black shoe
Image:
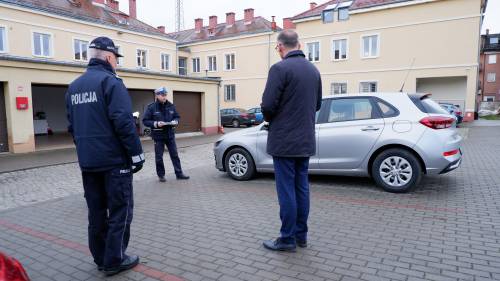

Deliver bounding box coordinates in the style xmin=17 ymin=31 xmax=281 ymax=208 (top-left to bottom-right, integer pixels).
xmin=297 ymin=240 xmax=307 ymax=248
xmin=176 ymin=174 xmax=190 ymax=180
xmin=103 ymin=255 xmax=140 ymax=277
xmin=159 ymin=177 xmax=166 ymax=182
xmin=263 ymin=238 xmax=296 ymax=252
xmin=97 ymin=265 xmax=104 ymax=271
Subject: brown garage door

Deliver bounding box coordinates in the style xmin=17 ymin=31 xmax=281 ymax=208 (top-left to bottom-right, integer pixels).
xmin=0 ymin=83 xmax=8 ymax=152
xmin=173 ymin=91 xmax=201 ymax=133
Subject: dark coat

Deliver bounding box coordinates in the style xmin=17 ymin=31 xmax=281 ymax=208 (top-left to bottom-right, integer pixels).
xmin=261 ymin=50 xmax=322 ymax=157
xmin=142 ymin=101 xmax=180 ymax=140
xmin=65 ymin=58 xmax=144 ymax=171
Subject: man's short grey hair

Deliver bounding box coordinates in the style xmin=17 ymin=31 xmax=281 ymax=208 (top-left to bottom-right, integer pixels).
xmin=277 ymin=30 xmax=299 ymax=49
xmin=89 ymin=48 xmax=113 ymax=60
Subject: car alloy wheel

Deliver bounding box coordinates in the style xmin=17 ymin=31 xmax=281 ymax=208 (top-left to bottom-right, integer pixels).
xmin=379 ymin=156 xmax=413 ymax=187
xmin=228 ymin=153 xmax=248 ymax=177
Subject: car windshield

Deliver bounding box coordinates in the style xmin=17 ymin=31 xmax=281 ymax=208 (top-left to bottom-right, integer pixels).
xmin=422 ymin=98 xmax=449 ymax=114
xmin=411 ymin=95 xmax=449 ymax=114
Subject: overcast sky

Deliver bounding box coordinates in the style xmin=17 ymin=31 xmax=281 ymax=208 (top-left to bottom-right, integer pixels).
xmin=119 ymin=0 xmax=500 ymax=34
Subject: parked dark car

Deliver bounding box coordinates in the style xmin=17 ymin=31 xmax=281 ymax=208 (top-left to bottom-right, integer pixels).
xmin=247 ymin=107 xmax=264 ymax=124
xmin=439 ymin=103 xmax=463 ymax=124
xmin=220 ymin=108 xmax=256 ymax=128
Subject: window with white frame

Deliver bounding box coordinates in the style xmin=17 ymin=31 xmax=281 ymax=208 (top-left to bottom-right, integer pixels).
xmin=178 ymin=57 xmax=187 ymax=75
xmin=484 ymin=96 xmax=495 ymax=102
xmin=338 ymin=7 xmax=349 ymax=21
xmin=225 ymin=53 xmax=235 ymax=70
xmin=360 ymin=81 xmax=378 ymax=93
xmin=487 ymin=73 xmax=496 ymax=83
xmin=361 ymin=35 xmax=379 ymax=58
xmin=490 ymin=37 xmax=499 ymax=44
xmin=73 ymin=39 xmax=88 ymax=61
xmin=322 ymin=9 xmax=334 ymax=23
xmin=0 ymin=27 xmax=6 ymax=52
xmin=224 ymin=85 xmax=236 ymax=101
xmin=33 ymin=32 xmax=52 ymax=57
xmin=306 ymin=42 xmax=320 ymax=62
xmin=137 ymin=49 xmax=147 ymax=68
xmin=331 ymin=82 xmax=347 ymax=95
xmin=115 ymin=45 xmax=123 ymax=65
xmin=488 ymin=54 xmax=497 ymax=64
xmin=332 ymin=39 xmax=347 ymax=60
xmin=161 ymin=53 xmax=170 ymax=71
xmin=208 ymin=55 xmax=217 ymax=72
xmin=192 ymin=57 xmax=201 ymax=73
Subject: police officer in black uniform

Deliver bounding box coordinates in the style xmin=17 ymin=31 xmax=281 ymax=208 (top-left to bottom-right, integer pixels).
xmin=65 ymin=37 xmax=144 ymax=277
xmin=143 ymin=87 xmax=190 ymax=182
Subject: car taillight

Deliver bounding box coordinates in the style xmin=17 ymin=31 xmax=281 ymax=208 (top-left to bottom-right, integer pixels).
xmin=443 ymin=149 xmax=459 ymax=157
xmin=241 ymin=114 xmax=249 ymax=118
xmin=455 ymin=111 xmax=462 ymax=116
xmin=419 ymin=116 xmax=455 ymax=129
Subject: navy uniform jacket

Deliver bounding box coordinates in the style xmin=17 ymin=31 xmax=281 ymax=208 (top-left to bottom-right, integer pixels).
xmin=65 ymin=58 xmax=144 ymax=171
xmin=261 ymin=50 xmax=322 ymax=157
xmin=142 ymin=101 xmax=180 ymax=140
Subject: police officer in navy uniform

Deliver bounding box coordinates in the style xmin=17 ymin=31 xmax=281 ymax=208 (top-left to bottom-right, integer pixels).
xmin=142 ymin=87 xmax=190 ymax=182
xmin=65 ymin=37 xmax=144 ymax=276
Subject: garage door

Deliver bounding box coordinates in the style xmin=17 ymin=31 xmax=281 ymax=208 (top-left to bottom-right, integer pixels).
xmin=0 ymin=83 xmax=8 ymax=152
xmin=416 ymin=76 xmax=467 ymax=109
xmin=173 ymin=91 xmax=201 ymax=133
xmin=128 ymin=89 xmax=155 ymax=135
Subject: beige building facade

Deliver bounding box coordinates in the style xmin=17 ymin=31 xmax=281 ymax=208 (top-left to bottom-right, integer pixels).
xmin=169 ymin=10 xmax=282 ymax=110
xmin=290 ymin=0 xmax=485 ymax=121
xmin=0 ymin=0 xmax=220 ymax=154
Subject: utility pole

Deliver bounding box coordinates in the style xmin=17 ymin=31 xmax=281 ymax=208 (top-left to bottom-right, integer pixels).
xmin=175 ymin=0 xmax=184 ymax=32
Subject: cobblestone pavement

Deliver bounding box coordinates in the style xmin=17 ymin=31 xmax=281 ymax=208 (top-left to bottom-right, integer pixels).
xmin=1 ymin=126 xmax=499 ymax=281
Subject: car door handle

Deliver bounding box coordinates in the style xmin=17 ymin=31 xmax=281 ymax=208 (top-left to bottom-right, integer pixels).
xmin=361 ymin=126 xmax=380 ymax=131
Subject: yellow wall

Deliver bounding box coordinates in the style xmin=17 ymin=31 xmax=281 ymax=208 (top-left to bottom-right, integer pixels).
xmin=294 ymin=0 xmax=482 ymax=114
xmin=0 ymin=4 xmax=178 ymax=72
xmin=0 ymin=61 xmax=219 ymax=153
xmin=180 ymin=32 xmax=282 ymax=109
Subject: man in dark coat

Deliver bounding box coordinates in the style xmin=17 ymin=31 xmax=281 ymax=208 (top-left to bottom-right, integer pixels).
xmin=142 ymin=87 xmax=189 ymax=182
xmin=65 ymin=37 xmax=144 ymax=276
xmin=261 ymin=30 xmax=322 ymax=252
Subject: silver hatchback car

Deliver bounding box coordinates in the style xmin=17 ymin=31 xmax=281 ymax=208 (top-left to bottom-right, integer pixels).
xmin=214 ymin=93 xmax=463 ymax=193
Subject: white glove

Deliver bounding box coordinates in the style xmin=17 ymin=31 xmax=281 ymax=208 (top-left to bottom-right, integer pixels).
xmin=170 ymin=120 xmax=179 ymax=126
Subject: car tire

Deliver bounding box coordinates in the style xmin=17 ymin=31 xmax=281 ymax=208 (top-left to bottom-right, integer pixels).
xmin=232 ymin=119 xmax=240 ymax=128
xmin=371 ymin=148 xmax=422 ymax=193
xmin=225 ymin=148 xmax=256 ymax=181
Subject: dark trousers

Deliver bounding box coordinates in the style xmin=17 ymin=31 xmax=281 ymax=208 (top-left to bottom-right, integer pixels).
xmin=154 ymin=138 xmax=182 ymax=178
xmin=273 ymin=156 xmax=310 ymax=244
xmin=82 ymin=167 xmax=134 ymax=268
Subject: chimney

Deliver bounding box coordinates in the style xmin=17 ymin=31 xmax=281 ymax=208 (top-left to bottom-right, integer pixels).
xmin=209 ymin=15 xmax=218 ymax=29
xmin=486 ymin=29 xmax=490 ymax=35
xmin=107 ymin=0 xmax=119 ymax=10
xmin=129 ymin=0 xmax=137 ymax=19
xmin=226 ymin=12 xmax=235 ymax=27
xmin=195 ymin=18 xmax=203 ymax=33
xmin=271 ymin=16 xmax=277 ymax=31
xmin=310 ymin=2 xmax=317 ymax=9
xmin=92 ymin=0 xmax=105 ymax=6
xmin=157 ymin=26 xmax=165 ymax=33
xmin=244 ymin=8 xmax=254 ymax=24
xmin=283 ymin=18 xmax=295 ymax=30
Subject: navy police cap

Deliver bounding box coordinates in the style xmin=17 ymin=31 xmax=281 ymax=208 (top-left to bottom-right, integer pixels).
xmin=89 ymin=37 xmax=123 ymax=57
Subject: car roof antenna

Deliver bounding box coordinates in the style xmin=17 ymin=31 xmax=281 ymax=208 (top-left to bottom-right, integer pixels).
xmin=399 ymin=57 xmax=416 ymax=93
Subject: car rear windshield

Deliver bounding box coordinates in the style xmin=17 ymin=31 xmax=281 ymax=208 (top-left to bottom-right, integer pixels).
xmin=410 ymin=95 xmax=449 ymax=114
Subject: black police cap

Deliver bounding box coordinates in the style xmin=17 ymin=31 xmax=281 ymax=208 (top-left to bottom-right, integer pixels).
xmin=89 ymin=37 xmax=123 ymax=57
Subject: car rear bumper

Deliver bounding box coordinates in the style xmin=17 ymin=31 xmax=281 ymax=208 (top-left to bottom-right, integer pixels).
xmin=439 ymin=157 xmax=462 ymax=174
